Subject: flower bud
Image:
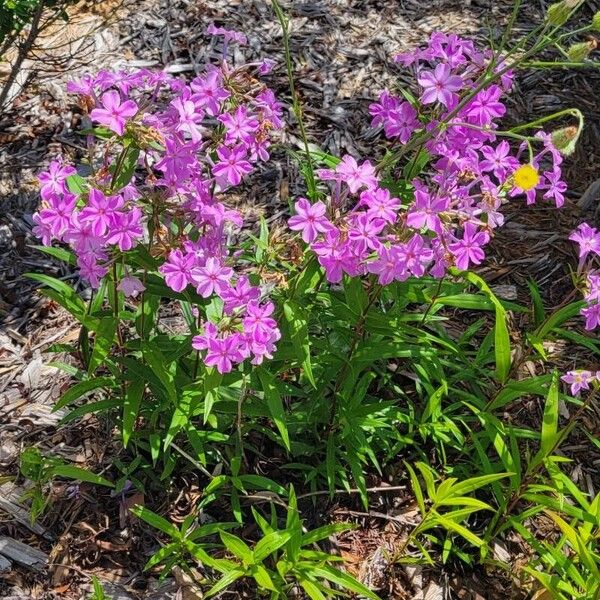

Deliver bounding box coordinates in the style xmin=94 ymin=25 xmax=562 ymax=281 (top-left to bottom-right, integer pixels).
xmin=551 ymin=126 xmax=580 ymax=156
xmin=592 ymin=11 xmax=600 ymax=30
xmin=547 ymin=2 xmax=571 ymax=26
xmin=567 ymin=40 xmax=596 ymax=61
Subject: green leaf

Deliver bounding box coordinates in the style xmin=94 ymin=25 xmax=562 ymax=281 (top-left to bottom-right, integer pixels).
xmin=33 ymin=245 xmax=76 ymax=265
xmin=254 ymin=531 xmax=292 ymax=562
xmin=283 ymin=300 xmax=315 ymax=387
xmin=311 ymin=565 xmax=381 ymax=600
xmin=462 ymin=271 xmax=511 ymax=383
xmin=527 ymin=279 xmax=546 ymax=327
xmin=131 ymin=506 xmax=180 ymax=539
xmin=54 ymin=377 xmax=114 ymax=411
xmin=220 ymin=531 xmax=253 ymax=563
xmin=203 ymin=367 xmax=222 ymax=424
xmin=112 ymin=146 xmax=140 ymax=190
xmin=51 ymin=465 xmax=113 ymax=487
xmin=123 ymin=379 xmax=144 ymax=448
xmin=256 ymin=368 xmax=290 ymax=451
xmin=301 ymin=523 xmax=354 ymax=545
xmin=66 ymin=174 xmax=87 ymax=195
xmin=205 ymin=568 xmax=245 ymax=598
xmin=431 ymin=516 xmax=485 ymax=548
xmin=88 ymin=318 xmax=117 ymax=374
xmin=25 ymin=273 xmax=89 ymax=324
xmin=540 ymin=371 xmax=560 ymax=457
xmin=406 ymin=462 xmax=426 ymax=518
xmin=250 ymin=564 xmax=277 ymax=591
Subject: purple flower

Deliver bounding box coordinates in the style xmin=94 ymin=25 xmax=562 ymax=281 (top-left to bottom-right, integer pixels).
xmin=212 ymin=145 xmax=253 ymax=187
xmin=79 ymin=189 xmax=124 ymax=236
xmin=369 ymin=91 xmax=401 ymax=127
xmin=171 ymin=97 xmax=204 ymax=142
xmin=348 ymin=213 xmax=385 ymax=254
xmin=569 ymin=223 xmax=600 ymax=260
xmin=361 ymin=188 xmax=401 ymax=224
xmin=192 ymin=257 xmax=233 ymax=298
xmin=464 ymin=85 xmax=505 ymax=125
xmin=78 ymin=254 xmax=108 ymax=289
xmin=383 ymin=102 xmax=419 ymax=143
xmin=396 ymin=234 xmax=433 ymax=277
xmin=288 ymin=198 xmax=331 ymax=243
xmin=90 ymin=90 xmax=138 ymax=136
xmin=38 ymin=161 xmax=77 ymax=200
xmin=243 ymin=301 xmax=277 ymax=343
xmin=206 ymin=24 xmax=247 ymax=45
xmin=160 ymin=250 xmax=196 ymax=292
xmin=367 ymin=245 xmax=404 ymax=285
xmin=543 ymin=169 xmax=567 ymax=208
xmin=335 ymin=156 xmax=378 ymax=194
xmin=38 ymin=195 xmax=77 ymax=237
xmin=191 ymin=70 xmax=230 ymax=116
xmin=561 ymin=370 xmax=595 ymax=395
xmin=118 ymin=275 xmax=145 ymax=298
xmin=204 ymin=334 xmax=245 ymax=374
xmin=258 ymin=58 xmax=276 ymax=75
xmin=418 ymin=63 xmax=462 ymax=108
xmin=406 ymin=188 xmax=447 ymax=233
xmin=581 ymin=303 xmax=600 ymax=331
xmin=220 ymin=276 xmax=260 ymax=314
xmin=479 ymin=141 xmax=518 ymax=181
xmin=449 ymin=223 xmax=489 ymax=270
xmin=219 ymin=106 xmax=259 ymax=145
xmin=106 ymin=208 xmax=143 ymax=251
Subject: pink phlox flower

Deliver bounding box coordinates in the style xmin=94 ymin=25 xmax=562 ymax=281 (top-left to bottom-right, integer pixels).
xmin=561 ymin=370 xmax=595 ymax=395
xmin=479 ymin=141 xmax=518 ymax=181
xmin=347 ymin=212 xmax=385 ymax=254
xmin=569 ymin=223 xmax=600 ymax=260
xmin=160 ymin=249 xmax=197 ymax=292
xmin=204 ymin=334 xmax=245 ymax=374
xmin=417 ymin=63 xmax=462 ymax=108
xmin=367 ymin=245 xmax=404 ymax=285
xmin=219 ymin=106 xmax=259 ymax=145
xmin=288 ymin=198 xmax=331 ymax=243
xmin=361 ymin=188 xmax=401 ymax=224
xmin=38 ymin=160 xmax=77 ymax=200
xmin=221 ymin=276 xmax=261 ymax=314
xmin=406 ymin=187 xmax=447 ymax=233
xmin=118 ymin=275 xmax=146 ymax=298
xmin=542 ymin=168 xmax=567 ymax=208
xmin=463 ymin=85 xmax=505 ymax=125
xmin=369 ymin=91 xmax=401 ymax=127
xmin=66 ymin=74 xmax=95 ymax=97
xmin=206 ymin=24 xmax=247 ymax=45
xmin=449 ymin=222 xmax=489 ymax=270
xmin=190 ymin=69 xmax=230 ymax=116
xmin=192 ymin=321 xmax=219 ymax=351
xmin=77 ymin=254 xmax=108 ymax=289
xmin=192 ymin=257 xmax=233 ymax=298
xmin=38 ymin=195 xmax=78 ymax=237
xmin=396 ymin=234 xmax=434 ymax=278
xmin=258 ymin=58 xmax=276 ymax=75
xmin=90 ymin=90 xmax=138 ymax=136
xmin=581 ymin=303 xmax=600 ymax=331
xmin=79 ymin=189 xmax=124 ymax=236
xmin=106 ymin=208 xmax=143 ymax=251
xmin=585 ymin=272 xmax=600 ymax=302
xmin=383 ymin=101 xmax=419 ymax=143
xmin=212 ymin=145 xmax=253 ymax=187
xmin=243 ymin=301 xmax=277 ymax=343
xmin=170 ymin=96 xmax=204 ymax=142
xmin=335 ymin=155 xmax=378 ymax=194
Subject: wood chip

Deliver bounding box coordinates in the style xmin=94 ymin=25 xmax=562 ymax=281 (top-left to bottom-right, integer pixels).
xmin=0 ymin=536 xmax=48 ymax=572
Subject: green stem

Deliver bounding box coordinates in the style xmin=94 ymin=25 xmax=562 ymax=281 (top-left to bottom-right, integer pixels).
xmin=271 ymin=0 xmax=318 ymax=200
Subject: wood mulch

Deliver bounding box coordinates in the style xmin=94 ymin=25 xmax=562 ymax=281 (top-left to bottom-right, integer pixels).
xmin=1 ymin=0 xmax=600 ymax=598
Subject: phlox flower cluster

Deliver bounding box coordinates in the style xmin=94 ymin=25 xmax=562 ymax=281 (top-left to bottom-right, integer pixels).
xmin=569 ymin=223 xmax=600 ymax=331
xmin=288 ymin=32 xmax=567 ymax=286
xmin=34 ymin=27 xmax=283 ymax=374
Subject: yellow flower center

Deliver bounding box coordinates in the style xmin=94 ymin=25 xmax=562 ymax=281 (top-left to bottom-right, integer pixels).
xmin=514 ymin=164 xmax=540 ymax=191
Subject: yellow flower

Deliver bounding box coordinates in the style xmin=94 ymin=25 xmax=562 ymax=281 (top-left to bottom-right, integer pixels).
xmin=513 ymin=164 xmax=540 ymax=191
